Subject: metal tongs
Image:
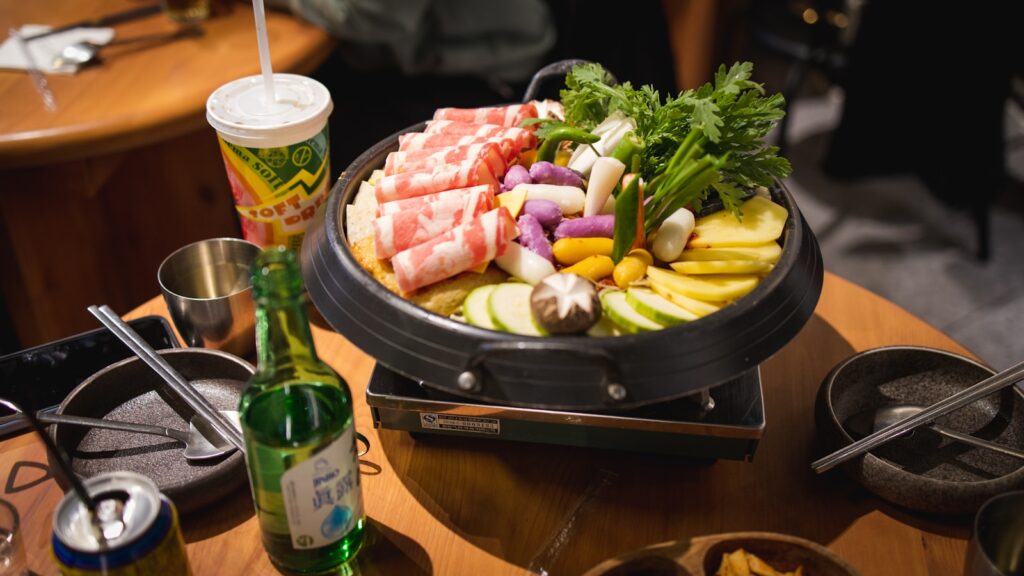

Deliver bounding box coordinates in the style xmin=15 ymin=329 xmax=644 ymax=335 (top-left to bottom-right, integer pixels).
xmin=88 ymin=305 xmax=246 ymax=452
xmin=812 ymin=358 xmax=1024 ymax=472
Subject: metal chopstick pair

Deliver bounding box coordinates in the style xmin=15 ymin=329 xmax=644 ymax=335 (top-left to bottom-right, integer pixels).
xmin=88 ymin=305 xmax=246 ymax=452
xmin=812 ymin=358 xmax=1024 ymax=473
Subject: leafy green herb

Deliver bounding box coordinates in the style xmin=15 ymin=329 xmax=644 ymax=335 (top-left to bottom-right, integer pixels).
xmin=560 ymin=62 xmax=791 ymax=219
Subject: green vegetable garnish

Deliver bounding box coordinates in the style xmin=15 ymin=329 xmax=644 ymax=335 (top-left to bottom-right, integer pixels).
xmin=535 ymin=125 xmax=600 ymax=163
xmin=559 ymin=62 xmax=791 ymax=218
xmin=612 ymin=176 xmax=642 ymax=263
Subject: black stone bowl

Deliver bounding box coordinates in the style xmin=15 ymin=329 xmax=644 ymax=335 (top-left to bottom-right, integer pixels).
xmin=47 ymin=348 xmax=253 ymax=515
xmin=302 ymin=124 xmax=823 ymax=411
xmin=816 ymin=346 xmax=1024 ymax=515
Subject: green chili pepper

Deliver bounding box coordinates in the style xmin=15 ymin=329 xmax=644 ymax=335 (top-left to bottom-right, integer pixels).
xmin=536 ymin=127 xmax=600 ymax=163
xmin=612 ymin=176 xmax=641 ymax=263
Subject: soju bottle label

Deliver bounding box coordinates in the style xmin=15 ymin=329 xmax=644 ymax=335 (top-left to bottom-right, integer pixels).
xmin=279 ymin=425 xmax=363 ymax=549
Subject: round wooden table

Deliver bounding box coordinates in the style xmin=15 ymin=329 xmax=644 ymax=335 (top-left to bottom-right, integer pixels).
xmin=0 ymin=273 xmax=978 ymax=575
xmin=0 ymin=0 xmax=334 ymax=350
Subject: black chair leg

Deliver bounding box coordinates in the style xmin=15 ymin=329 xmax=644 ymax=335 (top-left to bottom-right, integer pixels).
xmin=973 ymin=200 xmax=991 ymax=262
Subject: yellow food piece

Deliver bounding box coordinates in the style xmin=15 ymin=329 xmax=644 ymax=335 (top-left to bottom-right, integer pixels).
xmin=688 ymin=196 xmax=788 ymax=248
xmin=350 ymin=237 xmax=507 ymax=315
xmin=679 ymin=242 xmax=782 ymax=264
xmin=555 ymin=149 xmax=572 ymax=166
xmin=747 ymin=554 xmax=783 ymax=576
xmin=518 ymin=149 xmax=537 ymax=168
xmin=650 ymin=282 xmax=724 ymax=317
xmin=613 ymin=249 xmax=652 ymax=289
xmin=552 ymin=237 xmax=614 ymax=266
xmin=670 ymin=260 xmax=773 ymax=275
xmin=646 ymin=267 xmax=759 ymax=302
xmin=468 ymin=262 xmax=490 ymax=273
xmin=727 ymin=550 xmax=752 ymax=576
xmin=495 ymin=186 xmax=529 ymax=218
xmin=714 ymin=548 xmax=803 ymax=576
xmin=560 ymin=255 xmax=614 ymax=282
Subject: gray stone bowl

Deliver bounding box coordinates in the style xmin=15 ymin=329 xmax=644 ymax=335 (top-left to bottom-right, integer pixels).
xmin=816 ymin=346 xmax=1024 ymax=516
xmin=47 ymin=348 xmax=253 ymax=515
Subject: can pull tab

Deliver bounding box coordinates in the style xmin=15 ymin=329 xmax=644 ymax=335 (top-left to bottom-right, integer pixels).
xmin=94 ymin=491 xmax=130 ymax=541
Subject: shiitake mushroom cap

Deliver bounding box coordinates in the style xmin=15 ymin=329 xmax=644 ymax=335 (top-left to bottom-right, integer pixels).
xmin=530 ymin=273 xmax=602 ymax=334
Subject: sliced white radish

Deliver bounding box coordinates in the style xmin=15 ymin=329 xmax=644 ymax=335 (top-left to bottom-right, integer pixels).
xmin=568 ymin=112 xmax=635 ymax=176
xmin=651 ymin=208 xmax=695 ymax=262
xmin=584 ymin=157 xmax=626 ymax=217
xmin=494 ymin=242 xmax=557 ymax=285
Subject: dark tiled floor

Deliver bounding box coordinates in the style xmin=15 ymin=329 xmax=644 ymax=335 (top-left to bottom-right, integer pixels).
xmin=783 ymin=88 xmax=1024 ymax=369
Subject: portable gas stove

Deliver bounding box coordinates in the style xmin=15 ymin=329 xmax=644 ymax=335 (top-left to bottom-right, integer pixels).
xmin=366 ymin=365 xmax=765 ymax=461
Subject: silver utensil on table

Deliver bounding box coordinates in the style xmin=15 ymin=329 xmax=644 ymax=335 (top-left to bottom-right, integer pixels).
xmin=88 ymin=305 xmax=246 ymax=451
xmin=812 ymin=358 xmax=1024 ymax=473
xmin=847 ymin=403 xmax=1024 ymax=461
xmin=51 ymin=26 xmax=203 ymax=70
xmin=8 ymin=27 xmax=57 ymax=111
xmin=38 ymin=411 xmax=238 ymax=461
xmin=21 ymin=4 xmax=162 ymax=42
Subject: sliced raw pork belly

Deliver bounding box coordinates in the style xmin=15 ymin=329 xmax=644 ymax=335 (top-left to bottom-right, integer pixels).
xmin=373 ymin=157 xmax=497 ymax=204
xmin=432 ymin=103 xmax=538 ymax=128
xmin=397 ymin=133 xmax=516 ymax=159
xmin=376 ymin=185 xmax=492 ymax=217
xmin=373 ymin=186 xmax=494 ymax=259
xmin=392 ymin=208 xmax=518 ymax=294
xmin=423 ymin=121 xmax=536 ymax=150
xmin=384 ymin=142 xmax=507 ymax=177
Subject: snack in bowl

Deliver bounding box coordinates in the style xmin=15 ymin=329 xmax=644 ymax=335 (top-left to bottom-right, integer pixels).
xmin=344 ymin=62 xmax=792 ymax=336
xmin=716 ymin=548 xmax=805 ymax=576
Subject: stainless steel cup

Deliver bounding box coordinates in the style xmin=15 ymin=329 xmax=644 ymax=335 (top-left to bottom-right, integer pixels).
xmin=158 ymin=238 xmax=261 ymax=358
xmin=965 ymin=490 xmax=1024 ymax=576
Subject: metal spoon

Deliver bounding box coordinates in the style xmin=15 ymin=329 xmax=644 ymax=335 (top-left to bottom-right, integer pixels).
xmin=38 ymin=411 xmax=239 ymax=462
xmin=51 ymin=26 xmax=203 ymax=70
xmin=847 ymin=403 xmax=1024 ymax=461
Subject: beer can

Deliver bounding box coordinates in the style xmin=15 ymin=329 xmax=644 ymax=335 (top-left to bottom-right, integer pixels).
xmin=51 ymin=472 xmax=192 ymax=576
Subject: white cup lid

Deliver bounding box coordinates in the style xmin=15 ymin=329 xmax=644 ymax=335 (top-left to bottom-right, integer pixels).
xmin=206 ymin=74 xmax=333 ymax=148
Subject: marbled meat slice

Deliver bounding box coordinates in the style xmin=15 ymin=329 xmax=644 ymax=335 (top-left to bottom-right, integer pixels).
xmin=384 ymin=142 xmax=507 ymax=177
xmin=374 ymin=157 xmax=497 ymax=204
xmin=376 ymin=184 xmax=494 ymax=217
xmin=423 ymin=120 xmax=536 ymax=150
xmin=432 ymin=103 xmax=538 ymax=128
xmin=397 ymin=133 xmax=516 ymax=159
xmin=373 ymin=186 xmax=494 ymax=259
xmin=392 ymin=207 xmax=518 ymax=294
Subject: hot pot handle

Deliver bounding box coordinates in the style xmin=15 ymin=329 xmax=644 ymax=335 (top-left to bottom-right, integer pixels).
xmin=458 ymin=341 xmax=628 ymax=403
xmin=522 ymin=60 xmax=619 ymax=103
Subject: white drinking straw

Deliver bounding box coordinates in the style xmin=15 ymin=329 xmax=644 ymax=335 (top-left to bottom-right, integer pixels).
xmin=251 ymin=0 xmax=276 ymax=103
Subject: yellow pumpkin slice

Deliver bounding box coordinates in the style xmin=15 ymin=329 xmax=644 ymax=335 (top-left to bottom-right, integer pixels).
xmin=670 ymin=260 xmax=773 ymax=275
xmin=687 ymin=196 xmax=788 ymax=248
xmin=679 ymin=242 xmax=782 ymax=264
xmin=646 ymin=267 xmax=759 ymax=302
xmin=650 ymin=282 xmax=724 ymax=317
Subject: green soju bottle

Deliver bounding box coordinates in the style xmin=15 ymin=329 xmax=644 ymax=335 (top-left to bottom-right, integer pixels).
xmin=239 ymin=246 xmax=364 ymax=573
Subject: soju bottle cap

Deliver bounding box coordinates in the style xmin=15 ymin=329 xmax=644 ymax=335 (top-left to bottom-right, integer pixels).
xmin=252 ymin=246 xmax=304 ymax=303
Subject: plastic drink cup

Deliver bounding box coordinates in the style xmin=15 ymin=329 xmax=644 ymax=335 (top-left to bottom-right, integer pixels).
xmin=206 ymin=74 xmax=333 ymax=250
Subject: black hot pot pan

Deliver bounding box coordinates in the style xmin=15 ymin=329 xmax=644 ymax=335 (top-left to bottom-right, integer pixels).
xmin=301 ymin=143 xmax=823 ymax=411
xmin=301 ymin=64 xmax=823 ymax=411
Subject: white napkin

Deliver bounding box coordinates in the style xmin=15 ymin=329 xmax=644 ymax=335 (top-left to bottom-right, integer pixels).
xmin=0 ymin=24 xmax=114 ymax=75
